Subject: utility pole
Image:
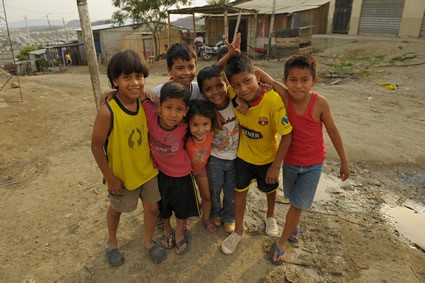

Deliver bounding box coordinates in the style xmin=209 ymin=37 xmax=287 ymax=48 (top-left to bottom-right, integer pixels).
xmin=77 ymin=0 xmax=102 ymax=109
xmin=45 ymin=14 xmax=59 ymax=44
xmin=266 ymin=0 xmax=276 ymax=61
xmin=24 ymin=16 xmax=31 ymax=44
xmin=62 ymin=17 xmax=69 ymax=45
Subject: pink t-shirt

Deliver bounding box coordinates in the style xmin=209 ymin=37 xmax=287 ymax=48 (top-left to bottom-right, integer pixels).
xmin=185 ymin=131 xmax=213 ymax=173
xmin=284 ymin=92 xmax=326 ymax=166
xmin=142 ymin=100 xmax=191 ymax=177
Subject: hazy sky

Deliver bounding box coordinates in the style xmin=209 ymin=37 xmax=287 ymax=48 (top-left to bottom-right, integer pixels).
xmin=4 ymin=0 xmax=208 ymax=23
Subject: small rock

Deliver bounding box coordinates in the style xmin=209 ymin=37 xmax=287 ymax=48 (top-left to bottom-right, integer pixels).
xmin=11 ymin=82 xmax=19 ymax=88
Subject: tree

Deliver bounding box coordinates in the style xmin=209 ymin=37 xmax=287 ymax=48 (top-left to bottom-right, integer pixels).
xmin=112 ymin=0 xmax=192 ymax=60
xmin=16 ymin=46 xmax=39 ymax=61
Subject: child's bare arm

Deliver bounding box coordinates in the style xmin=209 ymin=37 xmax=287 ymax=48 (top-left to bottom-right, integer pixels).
xmin=91 ymin=105 xmax=124 ymax=194
xmin=217 ymin=33 xmax=241 ymax=70
xmin=256 ymin=67 xmax=288 ymax=104
xmin=320 ymin=96 xmax=350 ymax=180
xmin=265 ymin=132 xmax=292 ymax=184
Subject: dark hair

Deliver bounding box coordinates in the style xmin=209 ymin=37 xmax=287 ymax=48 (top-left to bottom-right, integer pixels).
xmin=185 ymin=99 xmax=216 ymax=128
xmin=166 ymin=43 xmax=197 ymax=68
xmin=197 ymin=65 xmax=228 ymax=94
xmin=284 ymin=53 xmax=317 ymax=79
xmin=225 ymin=54 xmax=255 ymax=82
xmin=107 ymin=50 xmax=149 ymax=89
xmin=159 ymin=81 xmax=190 ymax=105
xmin=216 ymin=46 xmax=228 ymax=61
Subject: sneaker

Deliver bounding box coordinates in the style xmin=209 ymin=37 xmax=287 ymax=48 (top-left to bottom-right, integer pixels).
xmin=221 ymin=232 xmax=242 ymax=254
xmin=212 ymin=216 xmax=222 ymax=227
xmin=223 ymin=222 xmax=235 ymax=234
xmin=265 ymin=217 xmax=279 ymax=236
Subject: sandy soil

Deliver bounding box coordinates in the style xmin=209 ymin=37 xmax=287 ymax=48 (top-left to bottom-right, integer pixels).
xmin=0 ymin=37 xmax=424 ymax=282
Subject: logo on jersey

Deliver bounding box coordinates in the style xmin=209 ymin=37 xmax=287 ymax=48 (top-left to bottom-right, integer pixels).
xmin=281 ymin=113 xmax=289 ymax=126
xmin=240 ymin=125 xmax=263 ymax=139
xmin=128 ymin=128 xmax=142 ymax=148
xmin=258 ymin=117 xmax=268 ymax=125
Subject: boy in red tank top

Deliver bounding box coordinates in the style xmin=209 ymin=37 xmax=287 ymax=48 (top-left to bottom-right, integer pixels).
xmin=264 ymin=54 xmax=350 ymax=265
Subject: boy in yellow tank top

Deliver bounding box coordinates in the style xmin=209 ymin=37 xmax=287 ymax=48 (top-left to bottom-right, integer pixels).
xmin=91 ymin=50 xmax=166 ymax=266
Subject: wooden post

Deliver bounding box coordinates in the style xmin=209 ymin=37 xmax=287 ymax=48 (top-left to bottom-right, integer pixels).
xmin=233 ymin=9 xmax=242 ymax=42
xmin=76 ymin=0 xmax=102 ymax=110
xmin=224 ymin=8 xmax=228 ymax=41
xmin=266 ymin=0 xmax=276 ymax=61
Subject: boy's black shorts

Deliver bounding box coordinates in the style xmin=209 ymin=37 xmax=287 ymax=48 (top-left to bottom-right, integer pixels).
xmin=235 ymin=157 xmax=279 ymax=193
xmin=158 ymin=171 xmax=200 ymax=219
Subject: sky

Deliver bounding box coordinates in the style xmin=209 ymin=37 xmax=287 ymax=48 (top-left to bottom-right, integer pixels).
xmin=3 ymin=0 xmax=208 ymax=23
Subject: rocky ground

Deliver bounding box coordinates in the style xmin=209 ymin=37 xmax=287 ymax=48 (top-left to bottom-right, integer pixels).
xmin=0 ymin=36 xmax=424 ymax=282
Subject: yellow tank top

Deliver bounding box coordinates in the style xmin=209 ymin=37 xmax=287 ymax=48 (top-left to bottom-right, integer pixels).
xmin=105 ymin=97 xmax=158 ymax=190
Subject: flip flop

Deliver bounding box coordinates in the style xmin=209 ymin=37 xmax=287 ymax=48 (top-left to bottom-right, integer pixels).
xmin=288 ymin=227 xmax=301 ymax=243
xmin=160 ymin=229 xmax=175 ymax=249
xmin=202 ymin=218 xmax=217 ymax=233
xmin=148 ymin=241 xmax=167 ymax=263
xmin=269 ymin=242 xmax=286 ymax=265
xmin=175 ymin=232 xmax=190 ymax=256
xmin=105 ymin=242 xmax=124 ymax=267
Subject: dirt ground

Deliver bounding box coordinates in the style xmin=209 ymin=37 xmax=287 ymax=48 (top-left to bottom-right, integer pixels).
xmin=1 ymin=36 xmax=425 ymax=282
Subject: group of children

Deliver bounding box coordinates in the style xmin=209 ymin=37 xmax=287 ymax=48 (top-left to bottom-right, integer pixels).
xmin=91 ymin=35 xmax=349 ymax=267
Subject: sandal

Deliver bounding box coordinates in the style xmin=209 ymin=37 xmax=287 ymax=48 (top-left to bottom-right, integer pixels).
xmin=288 ymin=227 xmax=301 ymax=243
xmin=202 ymin=218 xmax=217 ymax=233
xmin=175 ymin=232 xmax=190 ymax=256
xmin=269 ymin=242 xmax=286 ymax=265
xmin=147 ymin=241 xmax=167 ymax=263
xmin=184 ymin=218 xmax=191 ymax=231
xmin=105 ymin=242 xmax=124 ymax=267
xmin=160 ymin=229 xmax=175 ymax=249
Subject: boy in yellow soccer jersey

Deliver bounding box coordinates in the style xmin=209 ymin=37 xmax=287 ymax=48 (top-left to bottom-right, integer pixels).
xmin=220 ymin=55 xmax=292 ymax=255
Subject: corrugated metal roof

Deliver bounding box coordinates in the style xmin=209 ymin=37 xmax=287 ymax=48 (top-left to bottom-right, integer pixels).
xmin=168 ymin=0 xmax=329 ymax=15
xmin=234 ymin=0 xmax=330 ymax=14
xmin=28 ymin=49 xmax=46 ymax=55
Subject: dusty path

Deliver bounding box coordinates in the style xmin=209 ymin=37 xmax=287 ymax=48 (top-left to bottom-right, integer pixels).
xmin=0 ymin=37 xmax=424 ymax=282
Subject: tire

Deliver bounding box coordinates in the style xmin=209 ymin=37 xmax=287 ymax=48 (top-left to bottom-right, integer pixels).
xmin=201 ymin=51 xmax=212 ymax=61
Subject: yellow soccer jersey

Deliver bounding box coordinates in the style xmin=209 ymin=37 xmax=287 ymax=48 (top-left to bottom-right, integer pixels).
xmin=105 ymin=97 xmax=158 ymax=190
xmin=235 ymin=89 xmax=292 ymax=165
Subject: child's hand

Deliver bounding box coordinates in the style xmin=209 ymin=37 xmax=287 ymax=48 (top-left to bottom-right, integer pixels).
xmin=339 ymin=161 xmax=350 ymax=181
xmin=235 ymin=96 xmax=249 ymax=114
xmin=265 ymin=164 xmax=281 ymax=184
xmin=145 ymin=89 xmax=159 ymax=103
xmin=263 ymin=83 xmax=273 ymax=92
xmin=99 ymin=90 xmax=117 ymax=106
xmin=106 ymin=176 xmax=125 ymax=195
xmin=225 ymin=32 xmax=241 ymax=56
xmin=214 ymin=109 xmax=224 ymax=131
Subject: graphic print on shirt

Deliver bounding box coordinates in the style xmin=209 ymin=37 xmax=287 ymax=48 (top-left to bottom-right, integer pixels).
xmin=281 ymin=112 xmax=289 ymax=126
xmin=128 ymin=128 xmax=142 ymax=148
xmin=240 ymin=125 xmax=263 ymax=139
xmin=212 ymin=116 xmax=239 ymax=151
xmin=149 ymin=133 xmax=180 ymax=157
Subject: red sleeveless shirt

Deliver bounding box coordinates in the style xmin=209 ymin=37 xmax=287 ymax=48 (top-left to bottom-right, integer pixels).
xmin=284 ymin=92 xmax=326 ymax=166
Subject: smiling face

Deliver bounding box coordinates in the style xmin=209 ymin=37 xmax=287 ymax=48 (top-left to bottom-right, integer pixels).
xmin=168 ymin=58 xmax=196 ymax=88
xmin=158 ymin=97 xmax=188 ymax=130
xmin=228 ymin=71 xmax=261 ymax=103
xmin=201 ymin=76 xmax=229 ymax=110
xmin=113 ymin=72 xmax=144 ymax=102
xmin=283 ymin=67 xmax=318 ymax=102
xmin=188 ymin=114 xmax=212 ymax=142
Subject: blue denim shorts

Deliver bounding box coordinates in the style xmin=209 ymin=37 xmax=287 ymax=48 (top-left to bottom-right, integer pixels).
xmin=283 ymin=163 xmax=323 ymax=209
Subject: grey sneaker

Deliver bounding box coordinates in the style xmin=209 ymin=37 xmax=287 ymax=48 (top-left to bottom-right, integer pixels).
xmin=221 ymin=232 xmax=242 ymax=254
